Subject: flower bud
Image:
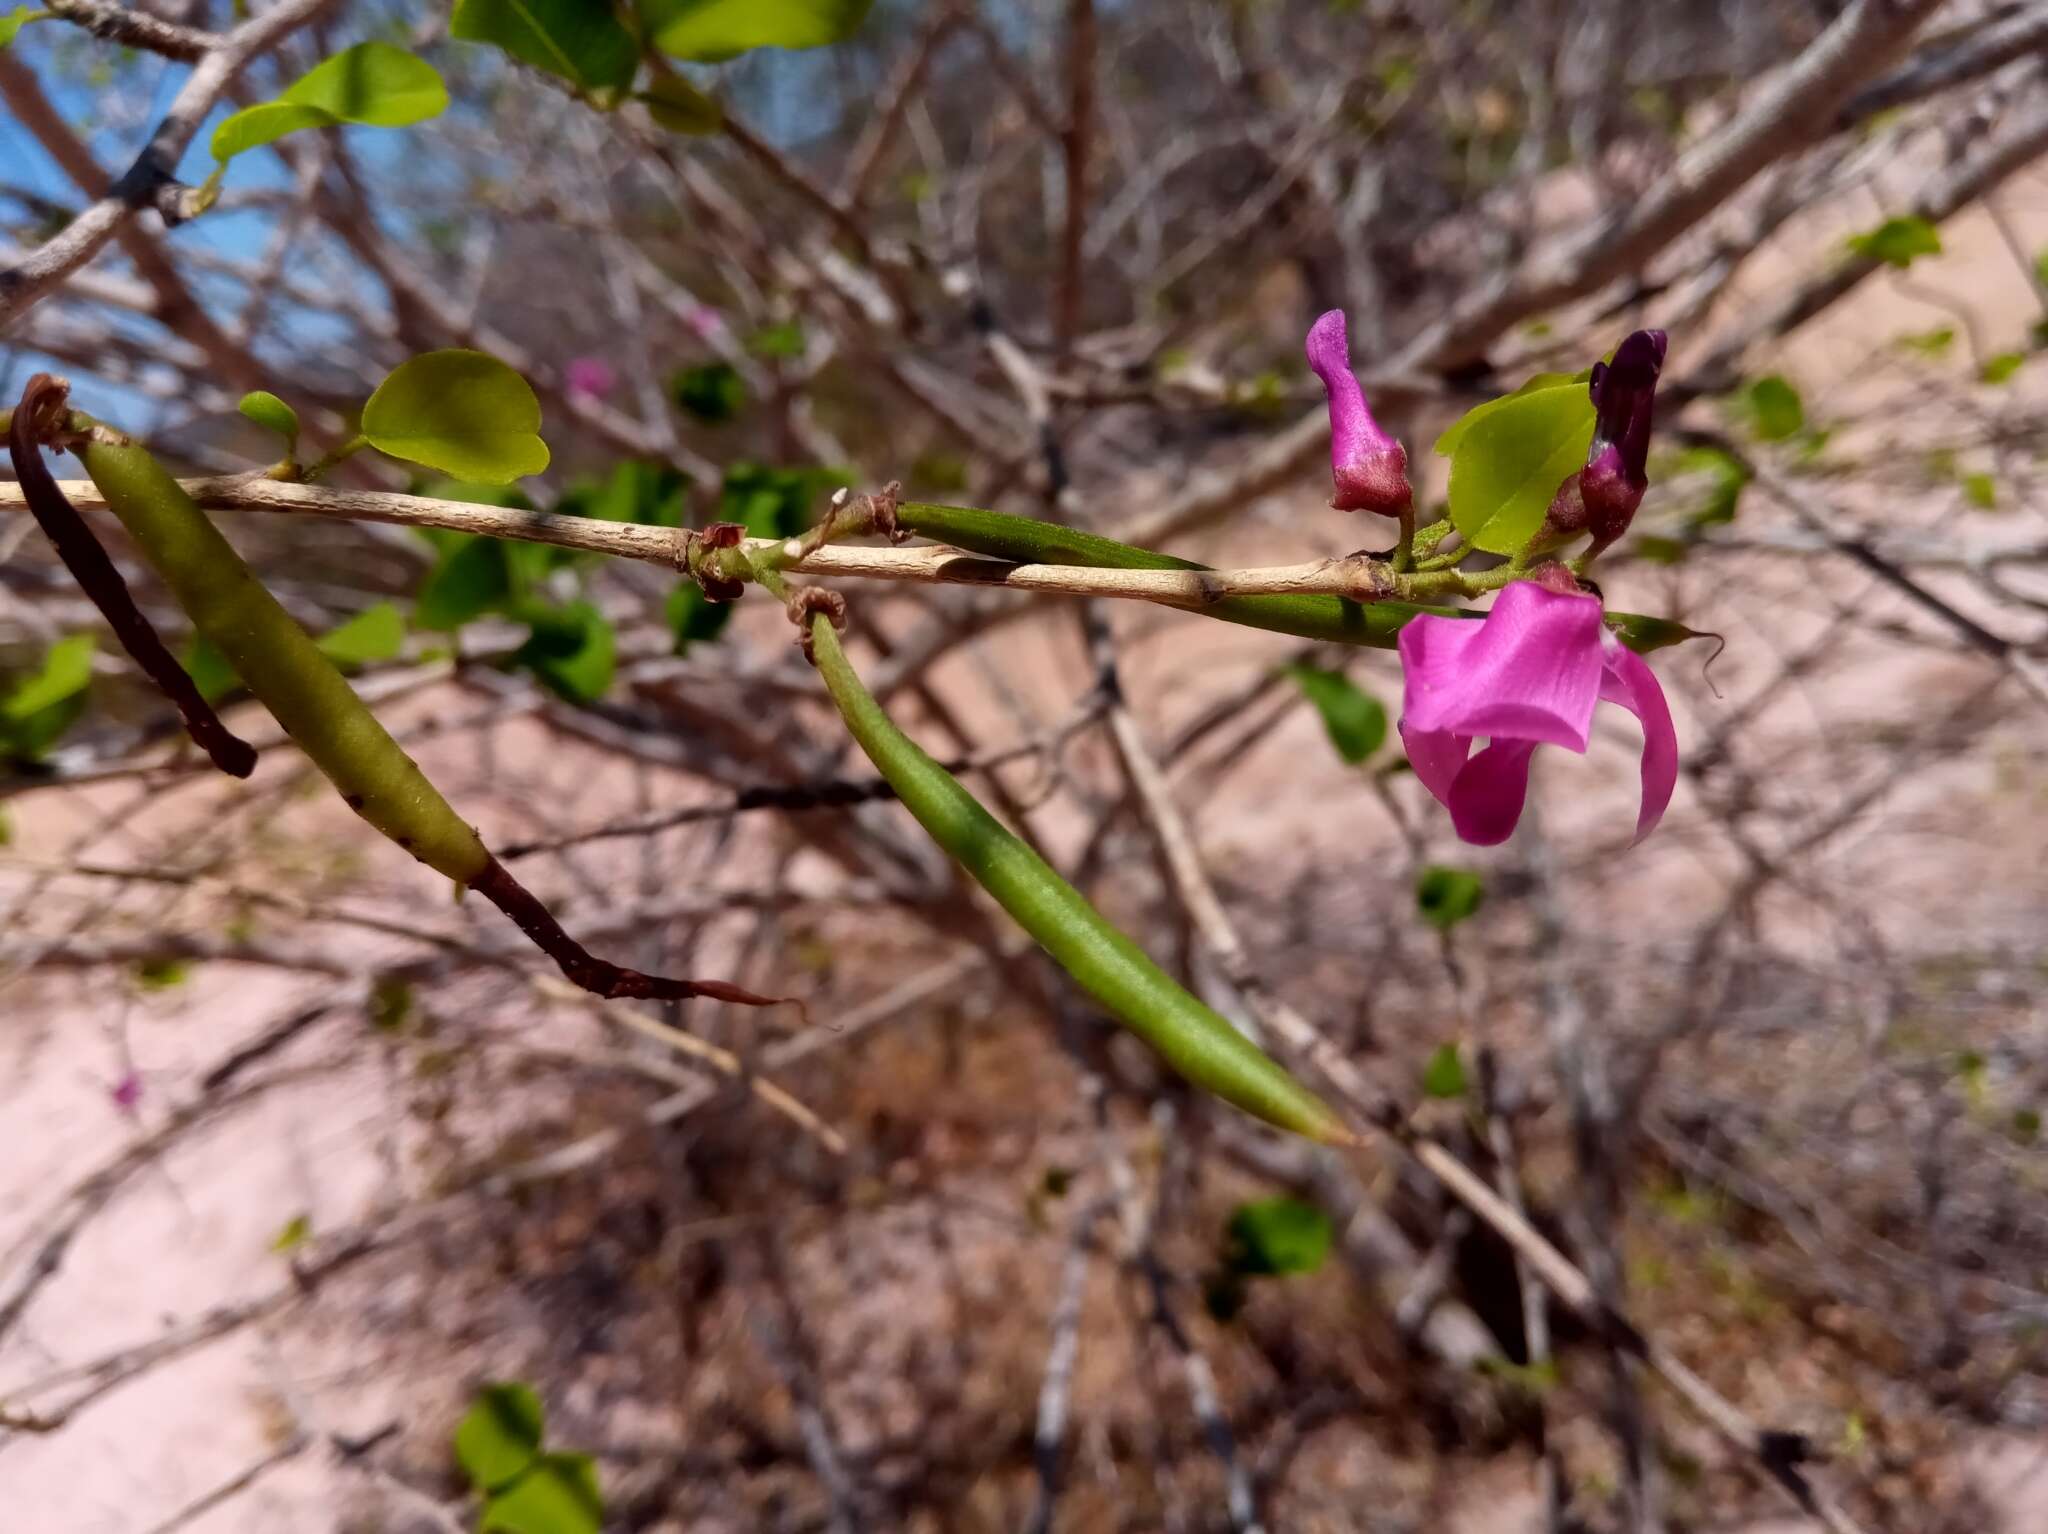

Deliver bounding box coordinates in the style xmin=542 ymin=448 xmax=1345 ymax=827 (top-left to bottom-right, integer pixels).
xmin=1580 ymin=329 xmax=1666 ymax=546
xmin=1305 ymin=310 xmax=1412 ymax=517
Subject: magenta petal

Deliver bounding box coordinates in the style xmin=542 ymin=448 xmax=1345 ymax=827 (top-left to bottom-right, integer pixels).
xmin=1305 ymin=309 xmax=1409 ymax=515
xmin=1398 ymin=583 xmax=1604 ymax=750
xmin=1599 ymin=643 xmax=1679 ymax=844
xmin=1446 ymin=738 xmax=1541 ymax=846
xmin=1306 ymin=310 xmax=1378 ymax=462
xmin=1400 ymin=720 xmax=1472 ymax=812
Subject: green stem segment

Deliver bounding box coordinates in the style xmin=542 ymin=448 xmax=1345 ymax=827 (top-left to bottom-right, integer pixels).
xmin=898 ymin=499 xmax=1449 ymax=647
xmin=895 ymin=501 xmax=1701 ymax=655
xmin=804 ymin=606 xmax=1351 ymax=1144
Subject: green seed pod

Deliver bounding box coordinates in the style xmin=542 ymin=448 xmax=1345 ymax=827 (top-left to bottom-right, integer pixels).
xmin=79 ymin=438 xmax=491 ymax=884
xmin=806 ymin=609 xmax=1349 ymax=1144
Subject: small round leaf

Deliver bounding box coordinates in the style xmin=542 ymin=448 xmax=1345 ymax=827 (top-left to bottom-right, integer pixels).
xmin=1415 ymin=865 xmax=1484 ymax=930
xmin=479 ymin=1452 xmax=603 ymax=1534
xmin=646 ymin=0 xmax=875 ymax=60
xmin=280 ymin=41 xmax=448 ymax=126
xmin=1444 ymin=378 xmax=1595 ymax=556
xmin=237 ymin=390 xmax=301 ymax=450
xmin=1420 ymin=1042 xmax=1468 ymax=1099
xmin=1 ymin=7 xmax=46 ymax=48
xmin=1224 ymin=1197 xmax=1333 ymax=1277
xmin=455 ymin=1382 xmax=546 ymax=1493
xmin=363 ymin=351 xmax=551 ymax=484
xmin=212 ymin=101 xmax=337 ymax=163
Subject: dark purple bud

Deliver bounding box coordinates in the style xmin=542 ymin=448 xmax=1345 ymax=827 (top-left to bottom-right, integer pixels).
xmin=111 ymin=1072 xmax=142 ymax=1113
xmin=1305 ymin=310 xmax=1412 ymax=517
xmin=1580 ymin=329 xmax=1666 ymax=546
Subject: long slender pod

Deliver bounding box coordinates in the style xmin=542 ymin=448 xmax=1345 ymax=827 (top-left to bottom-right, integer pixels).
xmin=7 ymin=377 xmax=256 ymax=776
xmin=894 ymin=500 xmax=1702 ymax=655
xmin=63 ymin=399 xmax=783 ymax=1009
xmin=805 ymin=607 xmax=1349 ymax=1143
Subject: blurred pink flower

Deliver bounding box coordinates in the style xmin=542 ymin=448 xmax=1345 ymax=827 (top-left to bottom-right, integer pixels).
xmin=1304 ymin=309 xmax=1411 ymax=517
xmin=565 ymin=356 xmax=617 ymax=403
xmin=111 ymin=1071 xmax=142 ymax=1113
xmin=684 ymin=305 xmax=725 ymax=341
xmin=1397 ymin=581 xmax=1677 ymax=846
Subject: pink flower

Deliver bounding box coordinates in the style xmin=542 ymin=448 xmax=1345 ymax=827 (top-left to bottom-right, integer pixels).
xmin=1305 ymin=310 xmax=1412 ymax=517
xmin=564 ymin=356 xmax=617 ymax=403
xmin=1397 ymin=581 xmax=1677 ymax=846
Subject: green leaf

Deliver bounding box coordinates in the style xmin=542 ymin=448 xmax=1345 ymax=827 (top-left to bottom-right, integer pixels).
xmin=455 ymin=1383 xmax=547 ymax=1494
xmin=212 ymin=102 xmax=334 ymax=162
xmin=557 ymin=460 xmax=690 ymax=528
xmin=363 ymin=350 xmax=550 ymax=484
xmin=1432 ymin=369 xmax=1587 ymax=459
xmin=1846 ymin=215 xmax=1941 ymax=269
xmin=719 ymin=463 xmax=842 ymax=541
xmin=1962 ymin=472 xmax=1998 ymax=510
xmin=0 ymin=8 xmax=45 ymax=48
xmin=369 ymin=977 xmax=414 ymax=1034
xmin=667 ymin=581 xmax=734 ymax=654
xmin=182 ymin=636 xmax=239 ymax=704
xmin=638 ymin=73 xmax=722 ymax=133
xmin=1415 ymin=865 xmax=1484 ymax=930
xmin=270 ymin=1213 xmax=311 ymax=1253
xmin=1 ymin=633 xmax=94 ymax=759
xmin=1285 ymin=664 xmax=1386 ymax=764
xmin=1894 ymin=325 xmax=1955 ymax=357
xmin=134 ymin=957 xmax=191 ymax=991
xmin=1443 ymin=377 xmax=1594 ymax=555
xmin=480 ymin=1452 xmax=603 ymax=1534
xmin=281 ymin=40 xmax=448 ymax=123
xmin=2035 ymin=247 xmax=2048 ymax=291
xmin=415 ymin=535 xmax=513 ymax=631
xmin=1476 ymin=1355 xmax=1560 ymax=1395
xmin=642 ymin=0 xmax=874 ymax=61
xmin=1420 ymin=1041 xmax=1468 ymax=1099
xmin=670 ymin=361 xmax=747 ymax=424
xmin=1224 ymin=1197 xmax=1332 ymax=1277
xmin=452 ymin=0 xmax=637 ymax=98
xmin=316 ymin=603 xmax=406 ymax=669
xmin=237 ymin=391 xmax=300 ymax=452
xmin=1603 ymin=611 xmax=1720 ymax=655
xmin=749 ymin=320 xmax=806 ymax=361
xmin=513 ymin=601 xmax=616 ymax=703
xmin=1980 ymin=351 xmax=2026 ymax=386
xmin=2009 ymin=1107 xmax=2041 ymax=1146
xmin=1741 ymin=375 xmax=1804 ymax=442
xmin=210 ymin=43 xmax=447 ymax=161
xmin=3 ymin=632 xmax=94 ymax=721
xmin=1670 ymin=445 xmax=1750 ymax=529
